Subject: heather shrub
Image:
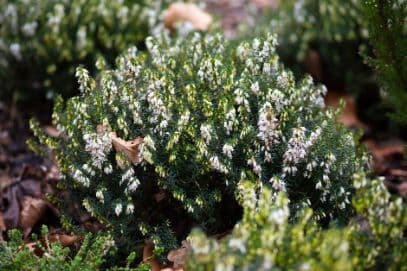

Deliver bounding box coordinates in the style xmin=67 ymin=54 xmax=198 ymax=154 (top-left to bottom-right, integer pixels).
xmin=0 ymin=0 xmax=165 ymax=103
xmin=0 ymin=226 xmax=123 ymax=271
xmin=242 ymin=0 xmax=372 ymax=92
xmin=187 ymin=173 xmax=407 ymax=271
xmin=30 ymin=33 xmax=365 ymax=259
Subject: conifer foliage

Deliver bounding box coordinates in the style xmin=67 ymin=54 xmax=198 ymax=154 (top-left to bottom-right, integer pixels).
xmin=31 ymin=33 xmax=366 ymax=258
xmin=361 ymin=0 xmax=407 ymax=124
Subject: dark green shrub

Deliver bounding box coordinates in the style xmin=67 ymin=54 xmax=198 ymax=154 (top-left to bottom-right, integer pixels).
xmin=30 ymin=33 xmax=366 ymax=259
xmin=361 ymin=0 xmax=407 ymax=124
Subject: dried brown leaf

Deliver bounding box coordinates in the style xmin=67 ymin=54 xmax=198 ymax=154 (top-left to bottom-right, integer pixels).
xmin=167 ymin=240 xmax=191 ymax=269
xmin=364 ymin=139 xmax=405 ymax=161
xmin=111 ymin=134 xmax=143 ymax=165
xmin=43 ymin=125 xmax=60 ymax=138
xmin=0 ymin=212 xmax=6 ymax=240
xmin=389 ymin=169 xmax=407 ymax=178
xmin=24 ymin=234 xmax=80 ymax=257
xmin=19 ymin=196 xmax=48 ymax=238
xmin=384 ymin=180 xmax=407 ymax=197
xmin=165 ymin=3 xmax=213 ymax=32
xmin=0 ymin=213 xmax=5 ymax=231
xmin=47 ymin=234 xmax=80 ymax=247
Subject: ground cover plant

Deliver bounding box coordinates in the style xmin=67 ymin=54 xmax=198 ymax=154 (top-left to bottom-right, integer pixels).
xmin=0 ymin=227 xmax=114 ymax=271
xmin=0 ymin=226 xmax=152 ymax=271
xmin=29 ymin=32 xmax=367 ymax=263
xmin=0 ymin=0 xmax=162 ymax=103
xmin=187 ymin=172 xmax=407 ymax=271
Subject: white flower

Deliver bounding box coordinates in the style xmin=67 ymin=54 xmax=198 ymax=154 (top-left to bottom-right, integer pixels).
xmin=10 ymin=43 xmax=21 ymax=60
xmin=121 ymin=168 xmax=135 ymax=183
xmin=223 ymin=108 xmax=236 ymax=135
xmin=252 ymin=38 xmax=261 ymax=51
xmin=258 ymin=102 xmax=280 ymax=161
xmin=200 ymin=124 xmax=212 ymax=144
xmin=263 ymin=63 xmax=271 ymax=74
xmin=72 ymin=168 xmax=90 ymax=187
xmin=268 ymin=208 xmax=287 ymax=225
xmin=228 ymin=238 xmax=246 ymax=253
xmin=127 ymin=177 xmax=140 ymax=193
xmin=143 ymin=135 xmax=156 ymax=151
xmin=222 ymin=144 xmax=234 ymax=159
xmin=126 ymin=203 xmax=135 ymax=214
xmin=96 ymin=190 xmax=105 ymax=204
xmin=83 ymin=132 xmax=112 ymax=169
xmin=115 ymin=203 xmax=123 ymax=216
xmin=250 ymin=82 xmax=260 ymax=96
xmin=104 ymin=164 xmax=113 ymax=174
xmin=247 ymin=157 xmax=262 ymax=176
xmin=269 ymin=176 xmax=287 ymax=193
xmin=209 ymin=156 xmax=229 ymax=174
xmin=21 ymin=21 xmax=38 ymax=37
xmin=283 ymin=127 xmax=321 ymax=176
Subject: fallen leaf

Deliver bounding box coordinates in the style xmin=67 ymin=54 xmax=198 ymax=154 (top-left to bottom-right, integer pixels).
xmin=143 ymin=241 xmax=161 ymax=271
xmin=19 ymin=196 xmax=48 ymax=238
xmin=165 ymin=3 xmax=213 ymax=32
xmin=47 ymin=234 xmax=80 ymax=247
xmin=364 ymin=139 xmax=405 ymax=162
xmin=0 ymin=212 xmax=6 ymax=240
xmin=1 ymin=177 xmax=45 ymax=231
xmin=96 ymin=125 xmax=143 ymax=165
xmin=111 ymin=134 xmax=143 ymax=165
xmin=0 ymin=213 xmax=5 ymax=231
xmin=389 ymin=169 xmax=407 ymax=178
xmin=384 ymin=180 xmax=407 ymax=197
xmin=167 ymin=240 xmax=191 ymax=269
xmin=1 ymin=183 xmax=23 ymax=229
xmin=24 ymin=233 xmax=80 ymax=257
xmin=43 ymin=125 xmax=60 ymax=138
